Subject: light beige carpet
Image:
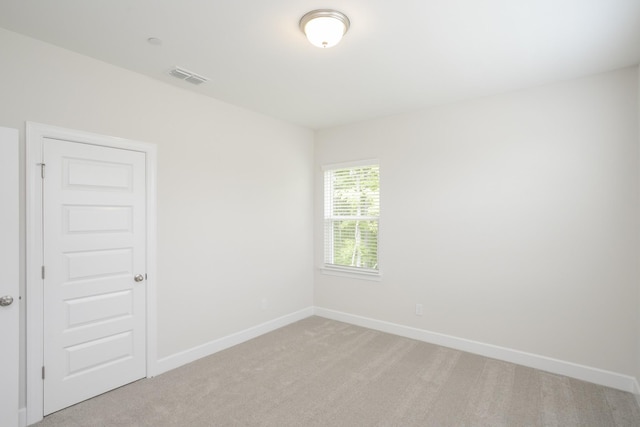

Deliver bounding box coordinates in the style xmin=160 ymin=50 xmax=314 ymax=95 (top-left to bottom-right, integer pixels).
xmin=35 ymin=316 xmax=640 ymax=426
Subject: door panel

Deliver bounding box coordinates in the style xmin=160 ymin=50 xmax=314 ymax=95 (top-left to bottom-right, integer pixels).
xmin=43 ymin=139 xmax=146 ymax=415
xmin=0 ymin=127 xmax=19 ymax=427
xmin=65 ymin=205 xmax=133 ymax=233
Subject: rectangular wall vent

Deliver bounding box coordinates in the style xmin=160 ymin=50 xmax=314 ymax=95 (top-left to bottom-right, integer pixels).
xmin=168 ymin=67 xmax=209 ymax=85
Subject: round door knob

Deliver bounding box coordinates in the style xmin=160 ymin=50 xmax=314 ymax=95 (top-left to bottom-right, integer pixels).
xmin=0 ymin=295 xmax=14 ymax=307
xmin=134 ymin=274 xmax=145 ymax=283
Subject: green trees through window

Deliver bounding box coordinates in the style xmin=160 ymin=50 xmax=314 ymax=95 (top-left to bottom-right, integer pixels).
xmin=324 ymin=163 xmax=379 ymax=272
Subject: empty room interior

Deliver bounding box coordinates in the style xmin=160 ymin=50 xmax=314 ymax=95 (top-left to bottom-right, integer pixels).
xmin=1 ymin=0 xmax=640 ymax=426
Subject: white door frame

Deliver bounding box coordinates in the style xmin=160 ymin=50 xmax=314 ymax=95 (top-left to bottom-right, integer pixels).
xmin=0 ymin=127 xmax=19 ymax=427
xmin=25 ymin=122 xmax=158 ymax=425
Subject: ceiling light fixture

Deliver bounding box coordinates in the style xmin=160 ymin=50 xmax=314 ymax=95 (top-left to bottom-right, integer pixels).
xmin=299 ymin=9 xmax=350 ymax=49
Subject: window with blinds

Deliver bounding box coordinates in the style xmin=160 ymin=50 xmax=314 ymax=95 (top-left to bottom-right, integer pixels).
xmin=323 ymin=161 xmax=380 ymax=276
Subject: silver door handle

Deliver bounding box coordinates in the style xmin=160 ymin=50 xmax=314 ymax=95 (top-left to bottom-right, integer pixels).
xmin=134 ymin=274 xmax=145 ymax=282
xmin=0 ymin=295 xmax=14 ymax=306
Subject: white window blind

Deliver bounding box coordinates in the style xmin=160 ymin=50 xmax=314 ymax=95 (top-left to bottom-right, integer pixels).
xmin=324 ymin=162 xmax=379 ymax=274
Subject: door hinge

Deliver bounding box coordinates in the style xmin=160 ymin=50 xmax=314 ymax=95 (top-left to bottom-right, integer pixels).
xmin=41 ymin=265 xmax=45 ymax=280
xmin=42 ymin=366 xmax=45 ymax=380
xmin=38 ymin=162 xmax=46 ymax=179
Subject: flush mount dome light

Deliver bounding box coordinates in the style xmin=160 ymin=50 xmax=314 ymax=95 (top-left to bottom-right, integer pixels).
xmin=299 ymin=9 xmax=350 ymax=48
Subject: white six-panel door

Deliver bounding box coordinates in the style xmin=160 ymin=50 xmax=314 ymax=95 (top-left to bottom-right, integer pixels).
xmin=0 ymin=127 xmax=19 ymax=427
xmin=42 ymin=139 xmax=147 ymax=415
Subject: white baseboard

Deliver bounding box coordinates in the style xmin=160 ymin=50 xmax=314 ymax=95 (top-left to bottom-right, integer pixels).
xmin=18 ymin=407 xmax=26 ymax=427
xmin=155 ymin=307 xmax=314 ymax=376
xmin=314 ymin=307 xmax=638 ymax=394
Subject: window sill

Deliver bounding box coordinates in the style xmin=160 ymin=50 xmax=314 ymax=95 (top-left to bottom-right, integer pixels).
xmin=320 ymin=266 xmax=382 ymax=282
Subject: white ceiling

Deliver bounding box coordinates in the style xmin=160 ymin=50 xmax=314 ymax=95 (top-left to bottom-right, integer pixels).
xmin=0 ymin=0 xmax=639 ymax=129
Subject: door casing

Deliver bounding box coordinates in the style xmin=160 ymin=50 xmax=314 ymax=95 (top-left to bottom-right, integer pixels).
xmin=26 ymin=122 xmax=158 ymax=424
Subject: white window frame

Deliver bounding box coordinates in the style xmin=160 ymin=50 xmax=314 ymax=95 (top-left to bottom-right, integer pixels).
xmin=321 ymin=159 xmax=381 ymax=281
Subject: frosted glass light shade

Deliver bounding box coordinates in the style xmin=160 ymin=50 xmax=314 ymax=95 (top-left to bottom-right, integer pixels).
xmin=300 ymin=10 xmax=350 ymax=49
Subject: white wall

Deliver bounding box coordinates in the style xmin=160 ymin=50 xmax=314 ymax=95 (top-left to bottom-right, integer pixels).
xmin=2 ymin=22 xmax=639 ymax=414
xmin=0 ymin=28 xmax=314 ymax=408
xmin=315 ymin=67 xmax=640 ymax=377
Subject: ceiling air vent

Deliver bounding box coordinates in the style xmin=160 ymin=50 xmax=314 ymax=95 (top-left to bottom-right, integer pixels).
xmin=168 ymin=67 xmax=209 ymax=85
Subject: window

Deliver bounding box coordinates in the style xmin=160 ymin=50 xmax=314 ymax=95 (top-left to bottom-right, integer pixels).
xmin=323 ymin=160 xmax=380 ymax=278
